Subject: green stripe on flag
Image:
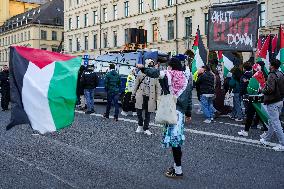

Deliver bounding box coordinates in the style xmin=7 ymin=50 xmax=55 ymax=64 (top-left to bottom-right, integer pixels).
xmin=191 ymin=46 xmax=198 ymax=74
xmin=48 ymin=57 xmax=81 ymax=130
xmin=252 ymin=103 xmax=269 ymax=126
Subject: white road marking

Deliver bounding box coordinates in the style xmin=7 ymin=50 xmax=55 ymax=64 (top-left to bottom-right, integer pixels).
xmin=75 ymin=110 xmax=278 ymax=150
xmin=0 ymin=149 xmax=78 ymax=189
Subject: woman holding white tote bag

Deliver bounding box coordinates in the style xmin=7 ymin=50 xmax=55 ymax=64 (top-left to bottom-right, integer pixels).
xmin=137 ymin=58 xmax=192 ymax=179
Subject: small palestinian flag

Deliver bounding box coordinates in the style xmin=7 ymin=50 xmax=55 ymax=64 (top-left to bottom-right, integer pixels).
xmin=7 ymin=46 xmax=81 ymax=134
xmin=257 ymin=35 xmax=271 ymax=75
xmin=191 ymin=28 xmax=207 ymax=75
xmin=218 ymin=51 xmax=236 ymax=77
xmin=275 ymin=25 xmax=284 ymax=72
xmin=247 ymin=65 xmax=269 ymax=125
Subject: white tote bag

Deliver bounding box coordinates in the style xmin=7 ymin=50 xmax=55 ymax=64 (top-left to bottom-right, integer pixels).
xmin=155 ymin=94 xmax=178 ymax=125
xmin=224 ymin=92 xmax=234 ymax=107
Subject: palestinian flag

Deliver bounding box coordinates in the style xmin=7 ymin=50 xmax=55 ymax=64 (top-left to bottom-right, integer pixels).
xmin=7 ymin=46 xmax=81 ymax=134
xmin=191 ymin=28 xmax=207 ymax=75
xmin=247 ymin=70 xmax=269 ymax=125
xmin=218 ymin=51 xmax=236 ymax=77
xmin=275 ymin=25 xmax=284 ymax=72
xmin=257 ymin=35 xmax=271 ymax=75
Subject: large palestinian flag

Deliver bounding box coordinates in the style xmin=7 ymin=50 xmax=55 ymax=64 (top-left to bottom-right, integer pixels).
xmin=257 ymin=35 xmax=271 ymax=75
xmin=218 ymin=51 xmax=236 ymax=77
xmin=247 ymin=69 xmax=269 ymax=125
xmin=7 ymin=46 xmax=81 ymax=134
xmin=275 ymin=25 xmax=284 ymax=72
xmin=191 ymin=28 xmax=207 ymax=75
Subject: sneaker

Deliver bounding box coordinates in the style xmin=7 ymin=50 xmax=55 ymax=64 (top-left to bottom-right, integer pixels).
xmin=260 ymin=132 xmax=266 ymax=139
xmin=203 ymin=119 xmax=211 ymax=124
xmin=114 ymin=116 xmax=118 ymax=122
xmin=144 ymin=130 xmax=153 ymax=136
xmin=272 ymin=145 xmax=284 ymax=152
xmin=229 ymin=115 xmax=236 ymax=120
xmin=165 ymin=171 xmax=183 ymax=179
xmin=260 ymin=138 xmax=269 ymax=146
xmin=235 ymin=118 xmax=243 ymax=122
xmin=132 ymin=112 xmax=137 ymax=116
xmin=135 ymin=126 xmax=144 ymax=133
xmin=103 ymin=113 xmax=109 ymax=119
xmin=121 ymin=111 xmax=128 ymax=116
xmin=238 ymin=130 xmax=248 ymax=137
xmin=211 ymin=118 xmax=214 ymax=121
xmin=85 ymin=111 xmax=92 ymax=115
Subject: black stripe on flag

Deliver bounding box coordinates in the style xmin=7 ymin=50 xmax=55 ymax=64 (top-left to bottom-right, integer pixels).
xmin=7 ymin=47 xmax=30 ymax=130
xmin=197 ymin=29 xmax=208 ymax=65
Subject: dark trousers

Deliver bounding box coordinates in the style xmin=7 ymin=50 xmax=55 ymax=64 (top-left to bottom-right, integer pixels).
xmin=105 ymin=93 xmax=119 ymax=118
xmin=137 ymin=95 xmax=150 ymax=131
xmin=1 ymin=89 xmax=10 ymax=110
xmin=172 ymin=146 xmax=182 ymax=166
xmin=245 ymin=101 xmax=267 ymax=131
xmin=122 ymin=92 xmax=136 ymax=112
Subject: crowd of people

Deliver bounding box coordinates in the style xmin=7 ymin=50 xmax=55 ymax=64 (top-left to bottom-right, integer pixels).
xmin=1 ymin=56 xmax=284 ymax=179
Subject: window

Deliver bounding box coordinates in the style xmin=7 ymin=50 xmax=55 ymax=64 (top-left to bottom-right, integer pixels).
xmin=125 ymin=29 xmax=128 ymax=44
xmin=113 ymin=31 xmax=118 ymax=47
xmin=28 ymin=31 xmax=30 ymax=40
xmin=124 ymin=1 xmax=129 ymax=17
xmin=103 ymin=8 xmax=108 ymax=22
xmin=8 ymin=36 xmax=10 ymax=45
xmin=24 ymin=32 xmax=27 ymax=41
xmin=0 ymin=39 xmax=1 ymax=46
xmin=138 ymin=0 xmax=144 ymax=14
xmin=69 ymin=39 xmax=72 ymax=52
xmin=152 ymin=23 xmax=158 ymax=42
xmin=93 ymin=11 xmax=98 ymax=25
xmin=52 ymin=31 xmax=57 ymax=40
xmin=152 ymin=0 xmax=157 ymax=10
xmin=68 ymin=18 xmax=72 ymax=30
xmin=93 ymin=34 xmax=97 ymax=49
xmin=113 ymin=5 xmax=118 ymax=20
xmin=76 ymin=0 xmax=79 ymax=4
xmin=168 ymin=20 xmax=174 ymax=40
xmin=204 ymin=13 xmax=209 ymax=35
xmin=41 ymin=30 xmax=47 ymax=40
xmin=84 ymin=36 xmax=88 ymax=50
xmin=185 ymin=17 xmax=192 ymax=38
xmin=76 ymin=38 xmax=80 ymax=51
xmin=21 ymin=33 xmax=23 ymax=41
xmin=76 ymin=16 xmax=80 ymax=28
xmin=168 ymin=0 xmax=174 ymax=6
xmin=84 ymin=13 xmax=88 ymax=27
xmin=103 ymin=33 xmax=108 ymax=48
xmin=69 ymin=0 xmax=72 ymax=7
xmin=259 ymin=2 xmax=266 ymax=27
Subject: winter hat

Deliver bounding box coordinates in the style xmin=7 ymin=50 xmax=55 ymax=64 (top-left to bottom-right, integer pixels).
xmin=168 ymin=58 xmax=183 ymax=71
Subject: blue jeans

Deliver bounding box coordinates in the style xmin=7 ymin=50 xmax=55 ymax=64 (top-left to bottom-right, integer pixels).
xmin=106 ymin=93 xmax=120 ymax=118
xmin=84 ymin=89 xmax=95 ymax=112
xmin=230 ymin=93 xmax=242 ymax=119
xmin=200 ymin=95 xmax=214 ymax=119
xmin=263 ymin=101 xmax=284 ymax=146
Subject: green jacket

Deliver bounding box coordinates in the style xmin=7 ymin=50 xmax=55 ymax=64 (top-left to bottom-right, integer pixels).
xmin=105 ymin=70 xmax=121 ymax=94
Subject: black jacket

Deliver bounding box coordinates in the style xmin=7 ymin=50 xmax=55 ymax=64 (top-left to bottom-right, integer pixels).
xmin=0 ymin=70 xmax=10 ymax=91
xmin=262 ymin=70 xmax=284 ymax=104
xmin=240 ymin=71 xmax=252 ymax=96
xmin=80 ymin=69 xmax=98 ymax=89
xmin=196 ymin=71 xmax=215 ymax=95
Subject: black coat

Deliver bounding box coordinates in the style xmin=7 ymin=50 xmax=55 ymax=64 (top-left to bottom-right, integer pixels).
xmin=0 ymin=70 xmax=10 ymax=91
xmin=196 ymin=71 xmax=215 ymax=95
xmin=80 ymin=69 xmax=99 ymax=89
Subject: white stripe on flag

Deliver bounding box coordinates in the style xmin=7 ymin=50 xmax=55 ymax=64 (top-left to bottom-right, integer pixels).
xmin=22 ymin=62 xmax=56 ymax=134
xmin=194 ymin=49 xmax=205 ymax=69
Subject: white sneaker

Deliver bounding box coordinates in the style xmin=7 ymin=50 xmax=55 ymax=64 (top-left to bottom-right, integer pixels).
xmin=235 ymin=118 xmax=243 ymax=122
xmin=260 ymin=138 xmax=269 ymax=146
xmin=132 ymin=112 xmax=137 ymax=116
xmin=272 ymin=145 xmax=284 ymax=152
xmin=203 ymin=119 xmax=211 ymax=124
xmin=144 ymin=130 xmax=153 ymax=136
xmin=121 ymin=111 xmax=128 ymax=116
xmin=135 ymin=126 xmax=144 ymax=133
xmin=238 ymin=130 xmax=248 ymax=137
xmin=211 ymin=118 xmax=214 ymax=121
xmin=260 ymin=132 xmax=266 ymax=139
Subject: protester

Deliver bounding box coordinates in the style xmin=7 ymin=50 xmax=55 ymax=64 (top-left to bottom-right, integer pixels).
xmin=260 ymin=59 xmax=284 ymax=151
xmin=195 ymin=65 xmax=215 ymax=123
xmin=132 ymin=59 xmax=161 ymax=135
xmin=80 ymin=65 xmax=98 ymax=114
xmin=0 ymin=65 xmax=10 ymax=111
xmin=76 ymin=65 xmax=86 ymax=110
xmin=229 ymin=66 xmax=243 ymax=121
xmin=137 ymin=57 xmax=192 ymax=178
xmin=104 ymin=64 xmax=121 ymax=121
xmin=238 ymin=63 xmax=266 ymax=137
xmin=121 ymin=68 xmax=137 ymax=116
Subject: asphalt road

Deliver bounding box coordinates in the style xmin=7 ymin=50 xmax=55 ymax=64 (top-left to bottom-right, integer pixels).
xmin=0 ymin=101 xmax=284 ymax=189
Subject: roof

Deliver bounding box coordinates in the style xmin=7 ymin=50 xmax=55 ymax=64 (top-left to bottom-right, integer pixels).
xmin=11 ymin=0 xmax=49 ymax=4
xmin=0 ymin=0 xmax=63 ymax=34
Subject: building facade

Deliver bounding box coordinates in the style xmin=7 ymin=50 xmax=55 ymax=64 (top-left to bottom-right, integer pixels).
xmin=0 ymin=0 xmax=49 ymax=26
xmin=64 ymin=0 xmax=284 ymax=59
xmin=0 ymin=0 xmax=64 ymax=68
